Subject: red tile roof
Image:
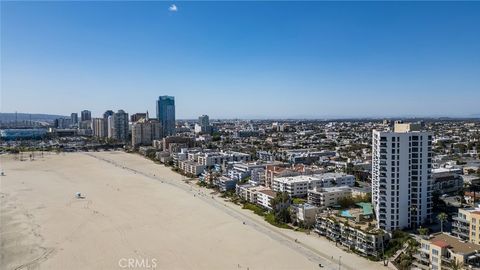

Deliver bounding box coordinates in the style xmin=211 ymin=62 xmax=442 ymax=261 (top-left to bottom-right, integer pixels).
xmin=431 ymin=240 xmax=450 ymax=248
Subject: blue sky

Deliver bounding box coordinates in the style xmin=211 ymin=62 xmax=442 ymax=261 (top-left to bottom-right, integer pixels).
xmin=1 ymin=1 xmax=479 ymax=119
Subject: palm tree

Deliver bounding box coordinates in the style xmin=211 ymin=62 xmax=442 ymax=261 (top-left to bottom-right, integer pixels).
xmin=405 ymin=238 xmax=418 ymax=255
xmin=437 ymin=212 xmax=448 ymax=232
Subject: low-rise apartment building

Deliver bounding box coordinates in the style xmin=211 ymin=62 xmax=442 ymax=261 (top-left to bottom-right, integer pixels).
xmin=197 ymin=151 xmax=251 ymax=167
xmin=257 ymin=189 xmax=277 ymax=210
xmin=225 ymin=162 xmax=265 ymax=181
xmin=291 ymin=203 xmax=320 ymax=227
xmin=236 ymin=184 xmax=271 ymax=204
xmin=214 ymin=176 xmax=237 ymax=192
xmin=314 ymin=213 xmax=388 ymax=258
xmin=178 ymin=160 xmax=206 ymax=176
xmin=432 ymin=168 xmax=463 ymax=195
xmin=452 ymin=208 xmax=480 ymax=243
xmin=308 ymin=186 xmax=352 ymax=208
xmin=414 ymin=233 xmax=480 ymax=270
xmin=272 ymin=173 xmax=355 ymax=197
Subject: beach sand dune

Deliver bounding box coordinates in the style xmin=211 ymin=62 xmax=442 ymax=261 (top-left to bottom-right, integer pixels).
xmin=1 ymin=152 xmax=320 ymax=270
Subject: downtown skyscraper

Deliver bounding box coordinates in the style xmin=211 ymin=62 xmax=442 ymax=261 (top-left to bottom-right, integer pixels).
xmin=372 ymin=122 xmax=433 ymax=232
xmin=156 ymin=96 xmax=175 ymax=137
xmin=80 ymin=110 xmax=92 ymax=122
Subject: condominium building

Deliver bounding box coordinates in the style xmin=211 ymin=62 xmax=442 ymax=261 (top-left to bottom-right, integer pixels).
xmin=314 ymin=213 xmax=389 ymax=258
xmin=70 ymin=113 xmax=78 ymax=124
xmin=308 ymin=186 xmax=352 ymax=208
xmin=226 ymin=162 xmax=265 ymax=182
xmin=195 ymin=114 xmax=212 ymax=134
xmin=130 ymin=113 xmax=147 ymax=123
xmin=372 ymin=122 xmax=433 ymax=231
xmin=131 ymin=118 xmax=162 ymax=147
xmin=161 ymin=136 xmax=194 ymax=152
xmin=291 ymin=204 xmax=320 ymax=226
xmin=103 ymin=110 xmax=114 ymax=137
xmin=272 ymin=173 xmax=355 ymax=197
xmin=265 ymin=164 xmax=301 ymax=188
xmin=452 ymin=208 xmax=480 ymax=243
xmin=432 ymin=168 xmax=463 ymax=195
xmin=415 ymin=233 xmax=480 ymax=270
xmin=197 ymin=151 xmax=251 ymax=167
xmin=257 ymin=189 xmax=277 ymax=210
xmin=110 ymin=110 xmax=129 ymax=143
xmin=250 ymin=168 xmax=266 ymax=186
xmin=80 ymin=110 xmax=91 ymax=121
xmin=264 ymin=164 xmax=324 ymax=189
xmin=107 ymin=115 xmax=114 ymax=138
xmin=236 ymin=184 xmax=270 ymax=203
xmin=178 ymin=160 xmax=206 ymax=176
xmin=198 ymin=114 xmax=209 ymax=127
xmin=103 ymin=110 xmax=114 ymax=119
xmin=54 ymin=118 xmax=72 ymax=129
xmin=91 ymin=118 xmax=107 ymax=138
xmin=213 ymin=176 xmax=237 ymax=192
xmin=156 ymin=96 xmax=175 ymax=137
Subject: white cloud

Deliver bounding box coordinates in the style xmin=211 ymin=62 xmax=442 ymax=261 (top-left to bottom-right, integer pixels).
xmin=169 ymin=4 xmax=178 ymax=12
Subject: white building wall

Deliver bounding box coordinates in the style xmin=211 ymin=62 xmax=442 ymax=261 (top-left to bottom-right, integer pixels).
xmin=372 ymin=128 xmax=432 ymax=231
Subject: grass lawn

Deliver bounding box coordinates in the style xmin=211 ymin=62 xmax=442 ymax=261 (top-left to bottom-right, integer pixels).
xmin=264 ymin=213 xmax=293 ymax=230
xmin=242 ymin=203 xmax=267 ymax=216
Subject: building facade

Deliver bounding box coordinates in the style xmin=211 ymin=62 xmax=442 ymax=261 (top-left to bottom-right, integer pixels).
xmin=452 ymin=208 xmax=480 ymax=243
xmin=372 ymin=122 xmax=433 ymax=231
xmin=131 ymin=119 xmax=162 ymax=147
xmin=103 ymin=110 xmax=114 ymax=119
xmin=415 ymin=233 xmax=480 ymax=270
xmin=314 ymin=214 xmax=389 ymax=258
xmin=71 ymin=113 xmax=78 ymax=124
xmin=131 ymin=113 xmax=147 ymax=123
xmin=432 ymin=168 xmax=463 ymax=195
xmin=307 ymin=186 xmax=352 ymax=208
xmin=196 ymin=114 xmax=212 ymax=134
xmin=92 ymin=118 xmax=107 ymax=138
xmin=81 ymin=110 xmax=92 ymax=121
xmin=272 ymin=173 xmax=355 ymax=197
xmin=156 ymin=96 xmax=175 ymax=137
xmin=110 ymin=110 xmax=129 ymax=143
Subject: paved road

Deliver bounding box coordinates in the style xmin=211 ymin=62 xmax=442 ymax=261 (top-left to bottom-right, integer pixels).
xmin=85 ymin=152 xmax=376 ymax=270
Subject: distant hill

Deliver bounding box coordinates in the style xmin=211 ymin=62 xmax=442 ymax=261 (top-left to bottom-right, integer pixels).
xmin=0 ymin=113 xmax=67 ymax=122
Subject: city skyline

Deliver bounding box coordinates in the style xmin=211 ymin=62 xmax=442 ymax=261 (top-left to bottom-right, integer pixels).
xmin=2 ymin=1 xmax=480 ymax=119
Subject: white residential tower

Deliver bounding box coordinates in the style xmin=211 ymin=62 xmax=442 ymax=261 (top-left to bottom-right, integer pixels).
xmin=372 ymin=122 xmax=433 ymax=231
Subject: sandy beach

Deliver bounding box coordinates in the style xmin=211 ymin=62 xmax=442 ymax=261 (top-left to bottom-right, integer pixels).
xmin=0 ymin=151 xmax=386 ymax=270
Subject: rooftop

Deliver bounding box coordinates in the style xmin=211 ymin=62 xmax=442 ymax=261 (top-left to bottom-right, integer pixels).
xmin=310 ymin=186 xmax=351 ymax=193
xmin=258 ymin=189 xmax=277 ymax=197
xmin=429 ymin=233 xmax=480 ymax=254
xmin=275 ymin=173 xmax=353 ymax=184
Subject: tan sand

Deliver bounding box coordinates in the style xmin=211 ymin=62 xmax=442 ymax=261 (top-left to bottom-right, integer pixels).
xmin=0 ymin=151 xmax=385 ymax=270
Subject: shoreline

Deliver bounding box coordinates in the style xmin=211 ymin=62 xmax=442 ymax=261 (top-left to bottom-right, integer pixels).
xmin=1 ymin=151 xmax=388 ymax=270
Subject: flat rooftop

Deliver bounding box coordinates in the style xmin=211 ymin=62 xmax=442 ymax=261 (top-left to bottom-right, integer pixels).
xmin=310 ymin=186 xmax=351 ymax=193
xmin=275 ymin=173 xmax=352 ymax=183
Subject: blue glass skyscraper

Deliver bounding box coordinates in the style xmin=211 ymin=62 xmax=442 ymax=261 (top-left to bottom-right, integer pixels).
xmin=156 ymin=96 xmax=175 ymax=137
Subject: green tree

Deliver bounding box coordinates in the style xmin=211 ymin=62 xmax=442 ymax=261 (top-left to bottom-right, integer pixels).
xmin=437 ymin=212 xmax=448 ymax=232
xmin=451 ymin=259 xmax=464 ymax=270
xmin=271 ymin=192 xmax=291 ymax=223
xmin=417 ymin=227 xmax=429 ymax=238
